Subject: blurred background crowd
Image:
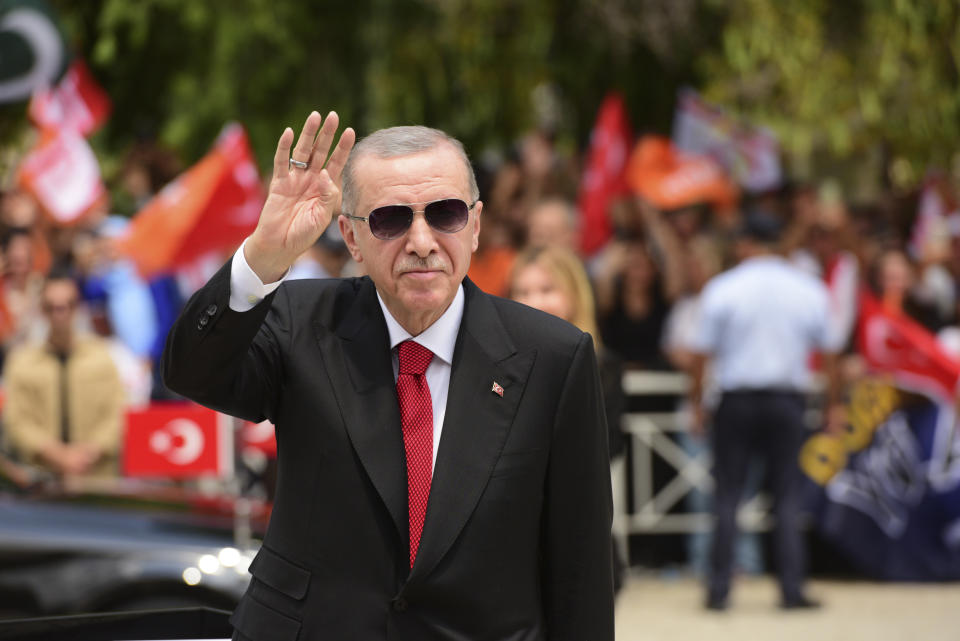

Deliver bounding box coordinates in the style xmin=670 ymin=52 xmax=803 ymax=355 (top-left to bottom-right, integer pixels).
xmin=2 ymin=73 xmax=959 ymax=482
xmin=0 ymin=0 xmax=958 ymax=625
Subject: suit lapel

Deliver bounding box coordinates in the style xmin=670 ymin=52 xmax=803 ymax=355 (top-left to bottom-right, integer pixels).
xmin=409 ymin=280 xmax=536 ymax=581
xmin=314 ymin=278 xmax=407 ymax=545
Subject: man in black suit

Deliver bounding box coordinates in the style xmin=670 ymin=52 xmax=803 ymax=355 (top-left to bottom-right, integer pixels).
xmin=163 ymin=111 xmax=614 ymax=640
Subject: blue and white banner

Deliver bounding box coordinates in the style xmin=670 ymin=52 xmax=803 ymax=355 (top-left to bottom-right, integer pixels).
xmin=802 ymin=378 xmax=960 ymax=580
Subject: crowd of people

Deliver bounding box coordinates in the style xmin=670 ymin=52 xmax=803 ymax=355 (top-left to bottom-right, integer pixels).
xmin=0 ymin=144 xmax=182 ymax=478
xmin=472 ymin=128 xmax=960 ymax=398
xmin=477 ymin=134 xmax=959 ymax=605
xmin=0 ymin=125 xmax=955 ymax=446
xmin=0 ymin=121 xmax=957 ymax=577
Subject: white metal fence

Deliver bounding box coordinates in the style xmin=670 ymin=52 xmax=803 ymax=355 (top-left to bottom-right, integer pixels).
xmin=612 ymin=370 xmax=772 ymax=566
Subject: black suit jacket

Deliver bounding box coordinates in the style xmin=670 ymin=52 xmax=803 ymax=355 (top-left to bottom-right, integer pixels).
xmin=163 ymin=262 xmax=614 ymax=641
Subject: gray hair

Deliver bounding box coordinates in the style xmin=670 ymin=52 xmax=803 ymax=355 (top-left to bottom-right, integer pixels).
xmin=340 ymin=126 xmax=479 ymax=215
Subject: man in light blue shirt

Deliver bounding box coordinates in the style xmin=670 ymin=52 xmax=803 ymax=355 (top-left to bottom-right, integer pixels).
xmin=689 ymin=211 xmax=842 ymax=611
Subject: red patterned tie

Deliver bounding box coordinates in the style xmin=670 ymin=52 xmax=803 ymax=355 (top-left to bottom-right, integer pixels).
xmin=396 ymin=340 xmax=434 ymax=568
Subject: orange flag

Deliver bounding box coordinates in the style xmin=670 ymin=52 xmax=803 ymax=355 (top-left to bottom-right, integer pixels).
xmin=624 ymin=135 xmax=738 ymax=212
xmin=117 ymin=124 xmax=264 ymax=277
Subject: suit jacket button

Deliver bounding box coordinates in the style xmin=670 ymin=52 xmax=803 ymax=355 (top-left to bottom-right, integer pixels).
xmin=392 ymin=597 xmax=408 ymax=612
xmin=205 ymin=304 xmax=218 ymax=316
xmin=197 ymin=315 xmax=209 ymax=330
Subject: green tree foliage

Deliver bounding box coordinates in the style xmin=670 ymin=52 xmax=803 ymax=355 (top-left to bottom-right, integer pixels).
xmin=42 ymin=0 xmax=957 ymax=193
xmin=48 ymin=0 xmax=700 ymax=177
xmin=55 ymin=0 xmax=565 ymax=167
xmin=57 ymin=1 xmax=372 ymax=166
xmin=700 ymin=0 xmax=960 ymax=188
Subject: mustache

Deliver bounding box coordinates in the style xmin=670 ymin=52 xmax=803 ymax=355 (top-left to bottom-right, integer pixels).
xmin=395 ymin=256 xmax=448 ymax=274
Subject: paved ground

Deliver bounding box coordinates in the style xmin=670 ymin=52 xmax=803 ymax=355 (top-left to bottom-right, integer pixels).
xmin=615 ymin=573 xmax=960 ymax=641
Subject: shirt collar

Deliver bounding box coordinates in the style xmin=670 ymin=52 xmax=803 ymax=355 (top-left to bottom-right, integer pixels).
xmin=742 ymin=253 xmax=784 ymax=267
xmin=376 ymin=284 xmax=464 ymax=365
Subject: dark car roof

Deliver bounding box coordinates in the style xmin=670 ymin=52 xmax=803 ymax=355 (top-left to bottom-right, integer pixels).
xmin=0 ymin=495 xmax=239 ymax=553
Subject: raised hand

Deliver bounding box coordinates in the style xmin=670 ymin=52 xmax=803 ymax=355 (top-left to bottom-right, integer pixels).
xmin=245 ymin=111 xmax=356 ymax=283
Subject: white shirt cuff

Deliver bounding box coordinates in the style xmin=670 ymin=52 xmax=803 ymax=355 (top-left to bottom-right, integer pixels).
xmin=229 ymin=239 xmax=286 ymax=311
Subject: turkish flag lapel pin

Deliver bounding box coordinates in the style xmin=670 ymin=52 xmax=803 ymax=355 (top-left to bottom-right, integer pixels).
xmin=491 ymin=381 xmax=504 ymax=397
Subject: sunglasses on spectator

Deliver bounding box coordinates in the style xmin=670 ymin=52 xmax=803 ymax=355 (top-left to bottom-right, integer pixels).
xmin=343 ymin=198 xmax=477 ymax=240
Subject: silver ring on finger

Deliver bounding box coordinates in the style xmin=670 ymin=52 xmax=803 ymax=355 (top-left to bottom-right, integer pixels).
xmin=289 ymin=157 xmax=309 ymax=170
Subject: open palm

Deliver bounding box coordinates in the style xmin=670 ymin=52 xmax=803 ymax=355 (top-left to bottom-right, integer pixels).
xmin=246 ymin=111 xmax=356 ymax=283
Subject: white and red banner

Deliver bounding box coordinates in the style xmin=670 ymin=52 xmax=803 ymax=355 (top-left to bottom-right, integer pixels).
xmin=672 ymin=88 xmax=782 ymax=193
xmin=824 ymin=251 xmax=859 ymax=351
xmin=857 ymin=289 xmax=960 ymax=402
xmin=117 ymin=123 xmax=264 ymax=277
xmin=124 ymin=403 xmax=233 ymax=479
xmin=17 ymin=59 xmax=110 ymax=225
xmin=28 ymin=59 xmax=111 ymax=136
xmin=241 ymin=419 xmax=277 ymax=459
xmin=577 ymin=92 xmax=633 ymax=256
xmin=17 ymin=127 xmax=107 ymax=224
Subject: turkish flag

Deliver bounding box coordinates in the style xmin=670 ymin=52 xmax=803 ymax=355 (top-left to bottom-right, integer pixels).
xmin=124 ymin=403 xmax=233 ymax=479
xmin=857 ymin=289 xmax=960 ymax=402
xmin=17 ymin=127 xmax=107 ymax=224
xmin=577 ymin=92 xmax=633 ymax=256
xmin=28 ymin=59 xmax=111 ymax=137
xmin=116 ymin=123 xmax=264 ymax=277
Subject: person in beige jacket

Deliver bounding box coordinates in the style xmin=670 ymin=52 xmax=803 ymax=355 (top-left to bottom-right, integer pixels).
xmin=2 ymin=271 xmax=125 ymax=477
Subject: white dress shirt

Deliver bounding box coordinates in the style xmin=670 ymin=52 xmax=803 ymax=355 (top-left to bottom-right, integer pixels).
xmin=229 ymin=239 xmax=286 ymax=311
xmin=692 ymin=255 xmax=838 ymax=392
xmin=377 ymin=286 xmax=462 ymax=471
xmin=229 ymin=240 xmax=462 ymax=471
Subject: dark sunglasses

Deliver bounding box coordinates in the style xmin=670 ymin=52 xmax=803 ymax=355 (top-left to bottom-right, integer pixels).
xmin=343 ymin=198 xmax=476 ymax=240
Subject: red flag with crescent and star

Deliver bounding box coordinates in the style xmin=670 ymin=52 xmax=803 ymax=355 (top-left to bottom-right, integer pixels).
xmin=124 ymin=403 xmax=233 ymax=479
xmin=857 ymin=289 xmax=960 ymax=402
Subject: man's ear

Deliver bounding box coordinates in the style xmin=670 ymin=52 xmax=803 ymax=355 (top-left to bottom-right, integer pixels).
xmin=338 ymin=215 xmax=364 ymax=263
xmin=471 ymin=201 xmax=482 ymax=253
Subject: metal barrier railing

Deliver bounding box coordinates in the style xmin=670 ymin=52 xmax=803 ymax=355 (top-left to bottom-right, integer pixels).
xmin=612 ymin=370 xmax=772 ymax=566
